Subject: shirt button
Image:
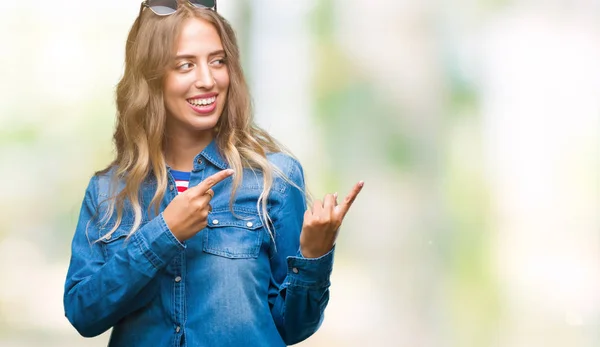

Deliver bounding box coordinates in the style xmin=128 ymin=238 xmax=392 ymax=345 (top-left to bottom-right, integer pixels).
xmin=197 ymin=158 xmax=203 ymax=165
xmin=292 ymin=267 xmax=299 ymax=274
xmin=246 ymin=221 xmax=253 ymax=228
xmin=174 ymin=276 xmax=182 ymax=283
xmin=212 ymin=219 xmax=219 ymax=225
xmin=105 ymin=234 xmax=112 ymax=240
xmin=169 ymin=184 xmax=174 ymax=191
xmin=175 ymin=326 xmax=181 ymax=333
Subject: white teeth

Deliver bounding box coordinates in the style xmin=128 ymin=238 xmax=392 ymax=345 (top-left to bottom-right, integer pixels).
xmin=188 ymin=96 xmax=216 ymax=106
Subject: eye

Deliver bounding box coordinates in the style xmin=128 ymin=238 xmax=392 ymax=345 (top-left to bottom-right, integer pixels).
xmin=211 ymin=58 xmax=227 ymax=66
xmin=177 ymin=62 xmax=195 ymax=70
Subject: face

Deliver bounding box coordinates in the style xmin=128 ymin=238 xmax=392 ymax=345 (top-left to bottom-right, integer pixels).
xmin=163 ymin=17 xmax=230 ymax=138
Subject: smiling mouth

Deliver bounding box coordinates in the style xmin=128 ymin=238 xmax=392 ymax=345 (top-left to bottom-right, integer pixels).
xmin=187 ymin=96 xmax=217 ymax=107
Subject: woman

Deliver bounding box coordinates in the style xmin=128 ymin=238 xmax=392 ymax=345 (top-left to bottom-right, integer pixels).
xmin=63 ymin=1 xmax=363 ymax=346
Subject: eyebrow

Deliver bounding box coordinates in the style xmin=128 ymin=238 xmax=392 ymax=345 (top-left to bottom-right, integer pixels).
xmin=174 ymin=50 xmax=226 ymax=60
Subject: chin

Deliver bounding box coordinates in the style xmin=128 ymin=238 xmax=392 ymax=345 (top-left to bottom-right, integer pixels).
xmin=187 ymin=117 xmax=220 ymax=132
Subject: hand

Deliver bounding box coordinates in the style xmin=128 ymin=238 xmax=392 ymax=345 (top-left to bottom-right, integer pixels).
xmin=299 ymin=181 xmax=364 ymax=258
xmin=163 ymin=169 xmax=234 ymax=242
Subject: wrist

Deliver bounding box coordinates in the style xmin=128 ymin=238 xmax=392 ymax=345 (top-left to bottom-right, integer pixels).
xmin=161 ymin=213 xmax=185 ymax=242
xmin=299 ymin=246 xmax=330 ymax=259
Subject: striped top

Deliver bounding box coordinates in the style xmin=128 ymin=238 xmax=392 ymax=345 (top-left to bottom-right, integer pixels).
xmin=171 ymin=170 xmax=191 ymax=194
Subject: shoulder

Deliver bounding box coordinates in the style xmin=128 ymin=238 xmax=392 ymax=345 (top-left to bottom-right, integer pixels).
xmin=78 ymin=171 xmax=110 ymax=212
xmin=92 ymin=166 xmax=126 ymax=199
xmin=266 ymin=152 xmax=305 ymax=194
xmin=266 ymin=152 xmax=303 ymax=178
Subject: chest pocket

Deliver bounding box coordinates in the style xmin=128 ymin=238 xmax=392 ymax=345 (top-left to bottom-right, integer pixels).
xmin=203 ymin=210 xmax=264 ymax=259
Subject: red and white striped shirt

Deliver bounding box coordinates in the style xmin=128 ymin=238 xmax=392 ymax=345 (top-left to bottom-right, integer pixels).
xmin=170 ymin=170 xmax=191 ymax=194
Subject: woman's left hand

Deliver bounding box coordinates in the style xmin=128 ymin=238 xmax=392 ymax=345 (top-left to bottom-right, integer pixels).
xmin=299 ymin=181 xmax=364 ymax=258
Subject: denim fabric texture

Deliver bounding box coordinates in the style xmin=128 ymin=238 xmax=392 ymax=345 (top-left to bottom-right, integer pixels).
xmin=64 ymin=140 xmax=334 ymax=347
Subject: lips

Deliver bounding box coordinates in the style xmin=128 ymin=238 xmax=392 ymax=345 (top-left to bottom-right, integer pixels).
xmin=186 ymin=94 xmax=218 ymax=115
xmin=187 ymin=96 xmax=216 ymax=106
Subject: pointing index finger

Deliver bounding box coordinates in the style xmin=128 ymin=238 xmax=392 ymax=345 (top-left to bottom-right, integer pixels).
xmin=193 ymin=169 xmax=234 ymax=194
xmin=337 ymin=181 xmax=364 ymax=218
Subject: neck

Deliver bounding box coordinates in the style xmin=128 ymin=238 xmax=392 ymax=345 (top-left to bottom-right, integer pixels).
xmin=164 ymin=130 xmax=214 ymax=172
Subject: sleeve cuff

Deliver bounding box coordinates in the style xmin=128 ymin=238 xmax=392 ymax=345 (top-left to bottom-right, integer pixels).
xmin=133 ymin=213 xmax=186 ymax=270
xmin=285 ymin=247 xmax=335 ymax=289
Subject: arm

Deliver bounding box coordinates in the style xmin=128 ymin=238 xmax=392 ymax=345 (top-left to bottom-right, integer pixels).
xmin=63 ymin=175 xmax=185 ymax=337
xmin=268 ymin=159 xmax=334 ymax=345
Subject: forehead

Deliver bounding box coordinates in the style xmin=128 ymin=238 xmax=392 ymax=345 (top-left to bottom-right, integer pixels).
xmin=175 ymin=17 xmax=223 ymax=54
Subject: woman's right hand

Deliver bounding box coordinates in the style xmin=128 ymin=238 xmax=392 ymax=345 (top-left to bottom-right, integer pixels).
xmin=163 ymin=169 xmax=234 ymax=242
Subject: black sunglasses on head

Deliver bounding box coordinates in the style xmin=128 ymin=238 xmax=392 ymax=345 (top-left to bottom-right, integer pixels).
xmin=141 ymin=0 xmax=217 ymax=16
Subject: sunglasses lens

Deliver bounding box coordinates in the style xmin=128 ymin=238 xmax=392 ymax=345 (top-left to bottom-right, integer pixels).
xmin=146 ymin=0 xmax=178 ymax=15
xmin=190 ymin=0 xmax=216 ymax=9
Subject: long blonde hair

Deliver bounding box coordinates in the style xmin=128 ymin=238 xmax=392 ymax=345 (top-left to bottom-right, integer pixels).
xmin=97 ymin=2 xmax=296 ymax=239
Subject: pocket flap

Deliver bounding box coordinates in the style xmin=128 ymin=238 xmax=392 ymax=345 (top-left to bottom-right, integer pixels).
xmin=205 ymin=211 xmax=263 ymax=230
xmin=98 ymin=225 xmax=133 ymax=243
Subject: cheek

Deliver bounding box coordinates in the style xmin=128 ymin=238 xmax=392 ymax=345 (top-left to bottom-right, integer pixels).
xmin=216 ymin=70 xmax=230 ymax=91
xmin=164 ymin=76 xmax=191 ymax=112
xmin=163 ymin=77 xmax=176 ymax=104
xmin=164 ymin=74 xmax=192 ymax=98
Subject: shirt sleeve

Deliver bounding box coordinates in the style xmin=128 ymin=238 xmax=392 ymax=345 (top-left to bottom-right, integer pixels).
xmin=63 ymin=175 xmax=185 ymax=337
xmin=267 ymin=157 xmax=335 ymax=345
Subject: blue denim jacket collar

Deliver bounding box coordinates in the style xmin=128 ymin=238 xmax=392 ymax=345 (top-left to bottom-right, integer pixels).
xmin=195 ymin=138 xmax=228 ymax=170
xmin=164 ymin=139 xmax=227 ymax=175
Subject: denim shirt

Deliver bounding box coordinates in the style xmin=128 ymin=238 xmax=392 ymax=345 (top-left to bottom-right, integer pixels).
xmin=63 ymin=140 xmax=334 ymax=347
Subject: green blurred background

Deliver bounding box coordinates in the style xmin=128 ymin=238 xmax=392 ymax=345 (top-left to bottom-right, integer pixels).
xmin=0 ymin=0 xmax=598 ymax=346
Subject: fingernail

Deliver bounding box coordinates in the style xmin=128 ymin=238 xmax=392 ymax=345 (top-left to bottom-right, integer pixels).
xmin=358 ymin=181 xmax=364 ymax=187
xmin=333 ymin=192 xmax=338 ymax=199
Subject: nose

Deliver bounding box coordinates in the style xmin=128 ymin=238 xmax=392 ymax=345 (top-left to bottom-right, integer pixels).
xmin=194 ymin=63 xmax=215 ymax=90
